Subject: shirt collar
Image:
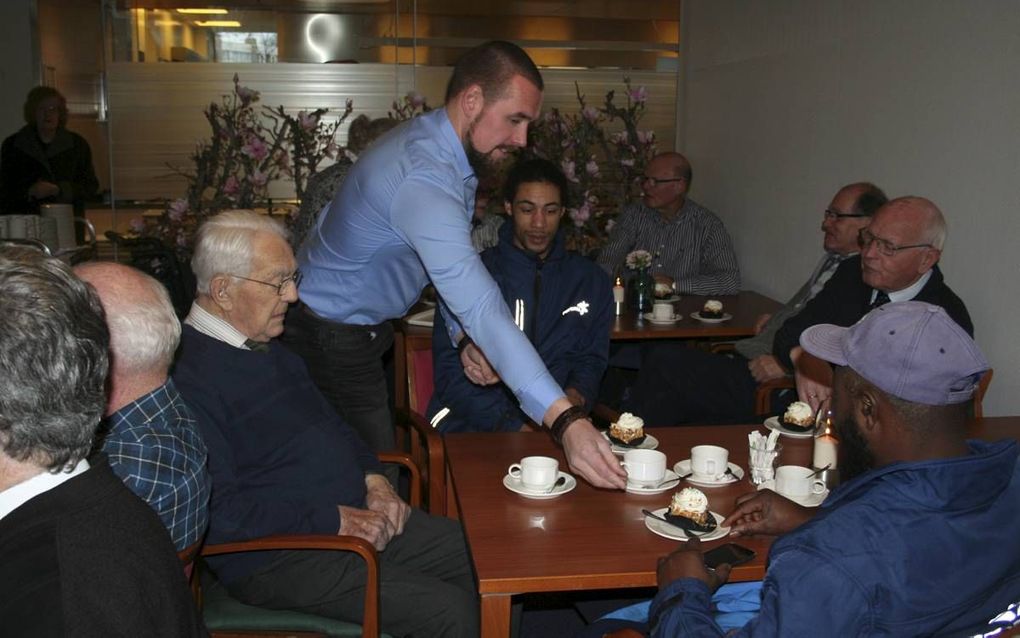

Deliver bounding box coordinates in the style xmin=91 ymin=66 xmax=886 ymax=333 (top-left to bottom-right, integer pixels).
xmin=879 ymin=269 xmax=933 ymax=303
xmin=0 ymin=458 xmax=89 ymax=521
xmin=184 ymin=302 xmax=251 ymax=350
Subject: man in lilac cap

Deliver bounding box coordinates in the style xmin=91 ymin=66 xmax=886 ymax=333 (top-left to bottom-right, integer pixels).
xmin=594 ymin=301 xmax=1019 ymax=637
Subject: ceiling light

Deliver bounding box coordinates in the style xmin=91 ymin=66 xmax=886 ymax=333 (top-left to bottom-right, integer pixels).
xmin=177 ymin=8 xmax=228 ymax=14
xmin=195 ymin=20 xmax=241 ymax=27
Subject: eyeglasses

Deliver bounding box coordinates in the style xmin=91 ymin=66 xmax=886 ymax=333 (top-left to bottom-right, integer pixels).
xmin=641 ymin=175 xmax=684 ymax=186
xmin=857 ymin=229 xmax=933 ymax=257
xmin=824 ymin=208 xmax=868 ymax=220
xmin=232 ymin=270 xmax=302 ymax=296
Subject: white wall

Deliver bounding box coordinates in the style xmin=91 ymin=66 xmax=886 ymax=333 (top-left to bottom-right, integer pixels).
xmin=682 ymin=0 xmax=1020 ymax=416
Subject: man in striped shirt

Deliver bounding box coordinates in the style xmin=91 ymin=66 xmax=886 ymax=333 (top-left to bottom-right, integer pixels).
xmin=597 ymin=152 xmax=740 ymax=295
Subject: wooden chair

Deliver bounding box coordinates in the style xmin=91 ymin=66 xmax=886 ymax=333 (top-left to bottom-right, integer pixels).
xmin=392 ymin=327 xmax=448 ymax=516
xmin=188 ymin=452 xmax=420 ymax=638
xmin=755 ymin=369 xmax=995 ymax=418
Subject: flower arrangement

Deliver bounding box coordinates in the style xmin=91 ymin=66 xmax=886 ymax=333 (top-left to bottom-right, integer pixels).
xmin=524 ymin=78 xmax=658 ymax=255
xmin=138 ymin=74 xmax=352 ymax=256
xmin=625 ymin=249 xmax=654 ymax=270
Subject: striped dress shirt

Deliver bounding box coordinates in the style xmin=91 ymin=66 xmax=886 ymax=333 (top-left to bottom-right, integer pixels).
xmin=102 ymin=378 xmax=210 ymax=551
xmin=597 ymin=198 xmax=741 ymax=295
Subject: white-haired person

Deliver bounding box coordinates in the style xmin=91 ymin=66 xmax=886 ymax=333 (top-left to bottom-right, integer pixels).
xmin=75 ymin=261 xmax=210 ymax=553
xmin=173 ymin=210 xmax=477 ymax=637
xmin=0 ymin=247 xmax=205 ymax=635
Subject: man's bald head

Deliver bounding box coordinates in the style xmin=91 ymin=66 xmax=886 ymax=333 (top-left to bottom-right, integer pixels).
xmin=642 ymin=152 xmax=693 ymax=215
xmin=74 ymin=262 xmax=180 ymax=375
xmin=860 ymin=196 xmax=945 ymax=292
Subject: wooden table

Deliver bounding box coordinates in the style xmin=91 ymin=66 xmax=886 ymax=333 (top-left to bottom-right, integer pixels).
xmin=611 ymin=291 xmax=781 ymax=340
xmin=445 ymin=417 xmax=1020 ymax=638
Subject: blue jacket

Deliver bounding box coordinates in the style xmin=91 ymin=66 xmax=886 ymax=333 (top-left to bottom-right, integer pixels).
xmin=427 ymin=221 xmax=613 ymax=433
xmin=651 ymin=439 xmax=1020 ymax=637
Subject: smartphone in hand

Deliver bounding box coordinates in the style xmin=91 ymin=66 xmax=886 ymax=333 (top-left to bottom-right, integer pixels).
xmin=703 ymin=543 xmax=756 ymax=569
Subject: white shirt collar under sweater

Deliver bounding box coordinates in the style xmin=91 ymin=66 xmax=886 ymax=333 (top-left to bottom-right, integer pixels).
xmin=0 ymin=459 xmax=89 ymax=521
xmin=184 ymin=302 xmax=251 ymax=350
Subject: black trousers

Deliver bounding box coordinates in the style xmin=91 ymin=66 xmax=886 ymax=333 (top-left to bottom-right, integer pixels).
xmin=282 ymin=303 xmax=396 ymax=455
xmin=624 ymin=345 xmax=759 ymax=427
xmin=226 ymin=510 xmax=479 ymax=638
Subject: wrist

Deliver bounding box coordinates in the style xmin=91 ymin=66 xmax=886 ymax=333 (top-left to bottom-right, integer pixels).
xmin=550 ymin=405 xmax=587 ymax=444
xmin=457 ymin=334 xmax=473 ymax=354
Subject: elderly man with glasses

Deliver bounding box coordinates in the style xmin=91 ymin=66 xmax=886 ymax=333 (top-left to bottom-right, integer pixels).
xmin=774 ymin=195 xmax=973 ymax=411
xmin=596 ymin=151 xmax=740 ymax=295
xmin=173 ymin=211 xmax=477 ymax=637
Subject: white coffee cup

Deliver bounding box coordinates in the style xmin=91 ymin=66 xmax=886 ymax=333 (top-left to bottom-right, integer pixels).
xmin=652 ymin=301 xmax=673 ymax=321
xmin=621 ymin=449 xmax=667 ymax=486
xmin=774 ymin=465 xmax=826 ymax=498
xmin=691 ymin=444 xmax=729 ymax=479
xmin=507 ymin=456 xmax=559 ymax=491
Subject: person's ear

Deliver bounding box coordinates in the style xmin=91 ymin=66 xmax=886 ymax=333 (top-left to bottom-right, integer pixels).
xmin=459 ymin=84 xmax=485 ymax=120
xmin=209 ymin=275 xmax=234 ymax=311
xmin=504 ymin=200 xmax=513 ymax=216
xmin=855 ymin=387 xmax=880 ymax=435
xmin=918 ymin=246 xmax=941 ymax=273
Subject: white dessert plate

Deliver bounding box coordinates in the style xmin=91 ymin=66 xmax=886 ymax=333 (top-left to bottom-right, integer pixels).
xmin=602 ymin=431 xmax=660 ymax=455
xmin=643 ymin=312 xmax=680 ymax=325
xmin=644 ymin=508 xmax=728 ymax=542
xmin=654 ymin=295 xmax=681 ymax=303
xmin=690 ymin=312 xmax=733 ymax=323
xmin=626 ymin=469 xmax=681 ymax=495
xmin=757 ymin=480 xmax=828 ymax=507
xmin=764 ymin=416 xmax=816 ymax=439
xmin=405 ymin=308 xmax=435 ymax=328
xmin=503 ymin=471 xmax=577 ymax=500
xmin=672 ymin=460 xmax=744 ymax=487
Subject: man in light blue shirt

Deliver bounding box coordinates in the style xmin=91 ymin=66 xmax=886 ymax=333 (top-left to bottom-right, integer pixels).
xmin=286 ymin=40 xmax=626 ymax=489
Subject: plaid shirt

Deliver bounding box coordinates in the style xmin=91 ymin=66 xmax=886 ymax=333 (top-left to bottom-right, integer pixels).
xmin=102 ymin=378 xmax=210 ymax=551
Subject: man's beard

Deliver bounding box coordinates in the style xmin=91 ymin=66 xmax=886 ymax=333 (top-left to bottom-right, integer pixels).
xmin=464 ymin=117 xmax=507 ymax=180
xmin=834 ymin=411 xmax=876 ymax=483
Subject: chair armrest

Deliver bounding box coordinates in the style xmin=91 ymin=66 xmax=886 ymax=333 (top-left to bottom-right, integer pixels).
xmin=377 ymin=450 xmax=422 ymax=508
xmin=394 ymin=409 xmax=447 ymax=516
xmin=201 ymin=535 xmax=380 ymax=638
xmin=755 ymin=377 xmax=795 ymax=416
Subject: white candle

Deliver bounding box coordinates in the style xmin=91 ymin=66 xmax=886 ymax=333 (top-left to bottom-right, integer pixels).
xmin=813 ymin=430 xmax=839 ymax=469
xmin=613 ymin=278 xmax=625 ymax=304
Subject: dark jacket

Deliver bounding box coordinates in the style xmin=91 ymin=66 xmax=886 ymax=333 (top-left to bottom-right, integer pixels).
xmin=773 ymin=256 xmax=972 ymax=370
xmin=0 ymin=457 xmax=207 ymax=636
xmin=173 ymin=326 xmax=383 ymax=584
xmin=427 ymin=221 xmax=613 ymax=432
xmin=0 ymin=124 xmax=98 ymax=216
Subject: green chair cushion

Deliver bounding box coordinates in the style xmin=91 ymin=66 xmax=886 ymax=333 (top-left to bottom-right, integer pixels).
xmin=202 ymin=578 xmax=392 ymax=638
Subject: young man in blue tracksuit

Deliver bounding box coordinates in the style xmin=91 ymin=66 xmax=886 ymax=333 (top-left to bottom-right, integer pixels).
xmin=427 ymin=158 xmax=613 ymax=433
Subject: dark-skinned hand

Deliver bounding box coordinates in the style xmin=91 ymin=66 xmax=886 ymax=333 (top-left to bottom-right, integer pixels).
xmin=656 ymin=536 xmax=731 ymax=593
xmin=722 ymin=489 xmax=815 ymax=538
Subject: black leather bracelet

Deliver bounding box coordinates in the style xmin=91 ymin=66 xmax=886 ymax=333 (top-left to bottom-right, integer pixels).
xmin=550 ymin=405 xmax=588 ymax=444
xmin=456 ymin=334 xmax=473 ymax=354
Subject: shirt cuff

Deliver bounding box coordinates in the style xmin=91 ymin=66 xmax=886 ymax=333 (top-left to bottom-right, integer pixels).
xmin=517 ymin=373 xmax=564 ymax=425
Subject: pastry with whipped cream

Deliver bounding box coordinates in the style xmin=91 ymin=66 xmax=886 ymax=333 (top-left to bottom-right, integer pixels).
xmin=654 ymin=282 xmax=674 ymax=298
xmin=701 ymin=299 xmax=724 ymax=318
xmin=782 ymin=401 xmax=815 ymax=431
xmin=666 ymin=487 xmax=717 ymax=532
xmin=608 ymin=412 xmax=646 ymax=446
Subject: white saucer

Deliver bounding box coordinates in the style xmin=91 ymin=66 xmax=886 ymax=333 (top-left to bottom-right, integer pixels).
xmin=503 ymin=471 xmax=577 ymax=500
xmin=673 ymin=460 xmax=744 ymax=487
xmin=644 ymin=508 xmax=728 ymax=542
xmin=654 ymin=295 xmax=681 ymax=303
xmin=626 ymin=469 xmax=681 ymax=495
xmin=757 ymin=480 xmax=828 ymax=507
xmin=643 ymin=312 xmax=680 ymax=325
xmin=602 ymin=431 xmax=660 ymax=455
xmin=690 ymin=312 xmax=733 ymax=323
xmin=764 ymin=416 xmax=816 ymax=439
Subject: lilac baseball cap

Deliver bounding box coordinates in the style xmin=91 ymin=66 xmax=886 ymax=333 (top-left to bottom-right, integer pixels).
xmin=799 ymin=301 xmax=989 ymax=406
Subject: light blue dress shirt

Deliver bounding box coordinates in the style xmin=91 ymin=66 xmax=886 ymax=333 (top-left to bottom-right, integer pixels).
xmin=297 ymin=108 xmax=562 ymax=423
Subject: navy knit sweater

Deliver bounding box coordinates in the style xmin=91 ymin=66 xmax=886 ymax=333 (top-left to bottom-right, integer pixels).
xmin=173 ymin=325 xmax=383 ymax=583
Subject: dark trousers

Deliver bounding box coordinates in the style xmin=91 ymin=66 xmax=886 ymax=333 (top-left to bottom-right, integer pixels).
xmin=282 ymin=304 xmax=396 ymax=454
xmin=624 ymin=345 xmax=759 ymax=427
xmin=226 ymin=510 xmax=479 ymax=638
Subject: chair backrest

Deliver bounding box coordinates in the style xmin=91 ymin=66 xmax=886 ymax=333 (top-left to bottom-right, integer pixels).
xmin=406 ymin=334 xmax=435 ymax=415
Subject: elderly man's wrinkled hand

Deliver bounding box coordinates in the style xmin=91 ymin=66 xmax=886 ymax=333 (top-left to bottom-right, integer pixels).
xmin=722 ymin=489 xmax=814 ymax=538
xmin=748 ymin=354 xmax=786 ymax=383
xmin=561 ymin=419 xmax=628 ymax=490
xmin=656 ymin=536 xmax=731 ymax=593
xmin=365 ymin=473 xmax=411 ymax=535
xmin=338 ymin=505 xmax=395 ymax=551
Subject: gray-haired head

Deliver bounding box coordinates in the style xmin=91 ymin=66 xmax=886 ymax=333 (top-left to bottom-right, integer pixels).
xmin=191 ymin=210 xmax=289 ymax=294
xmin=74 ymin=262 xmax=180 ymax=376
xmin=0 ymin=247 xmax=109 ymax=472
